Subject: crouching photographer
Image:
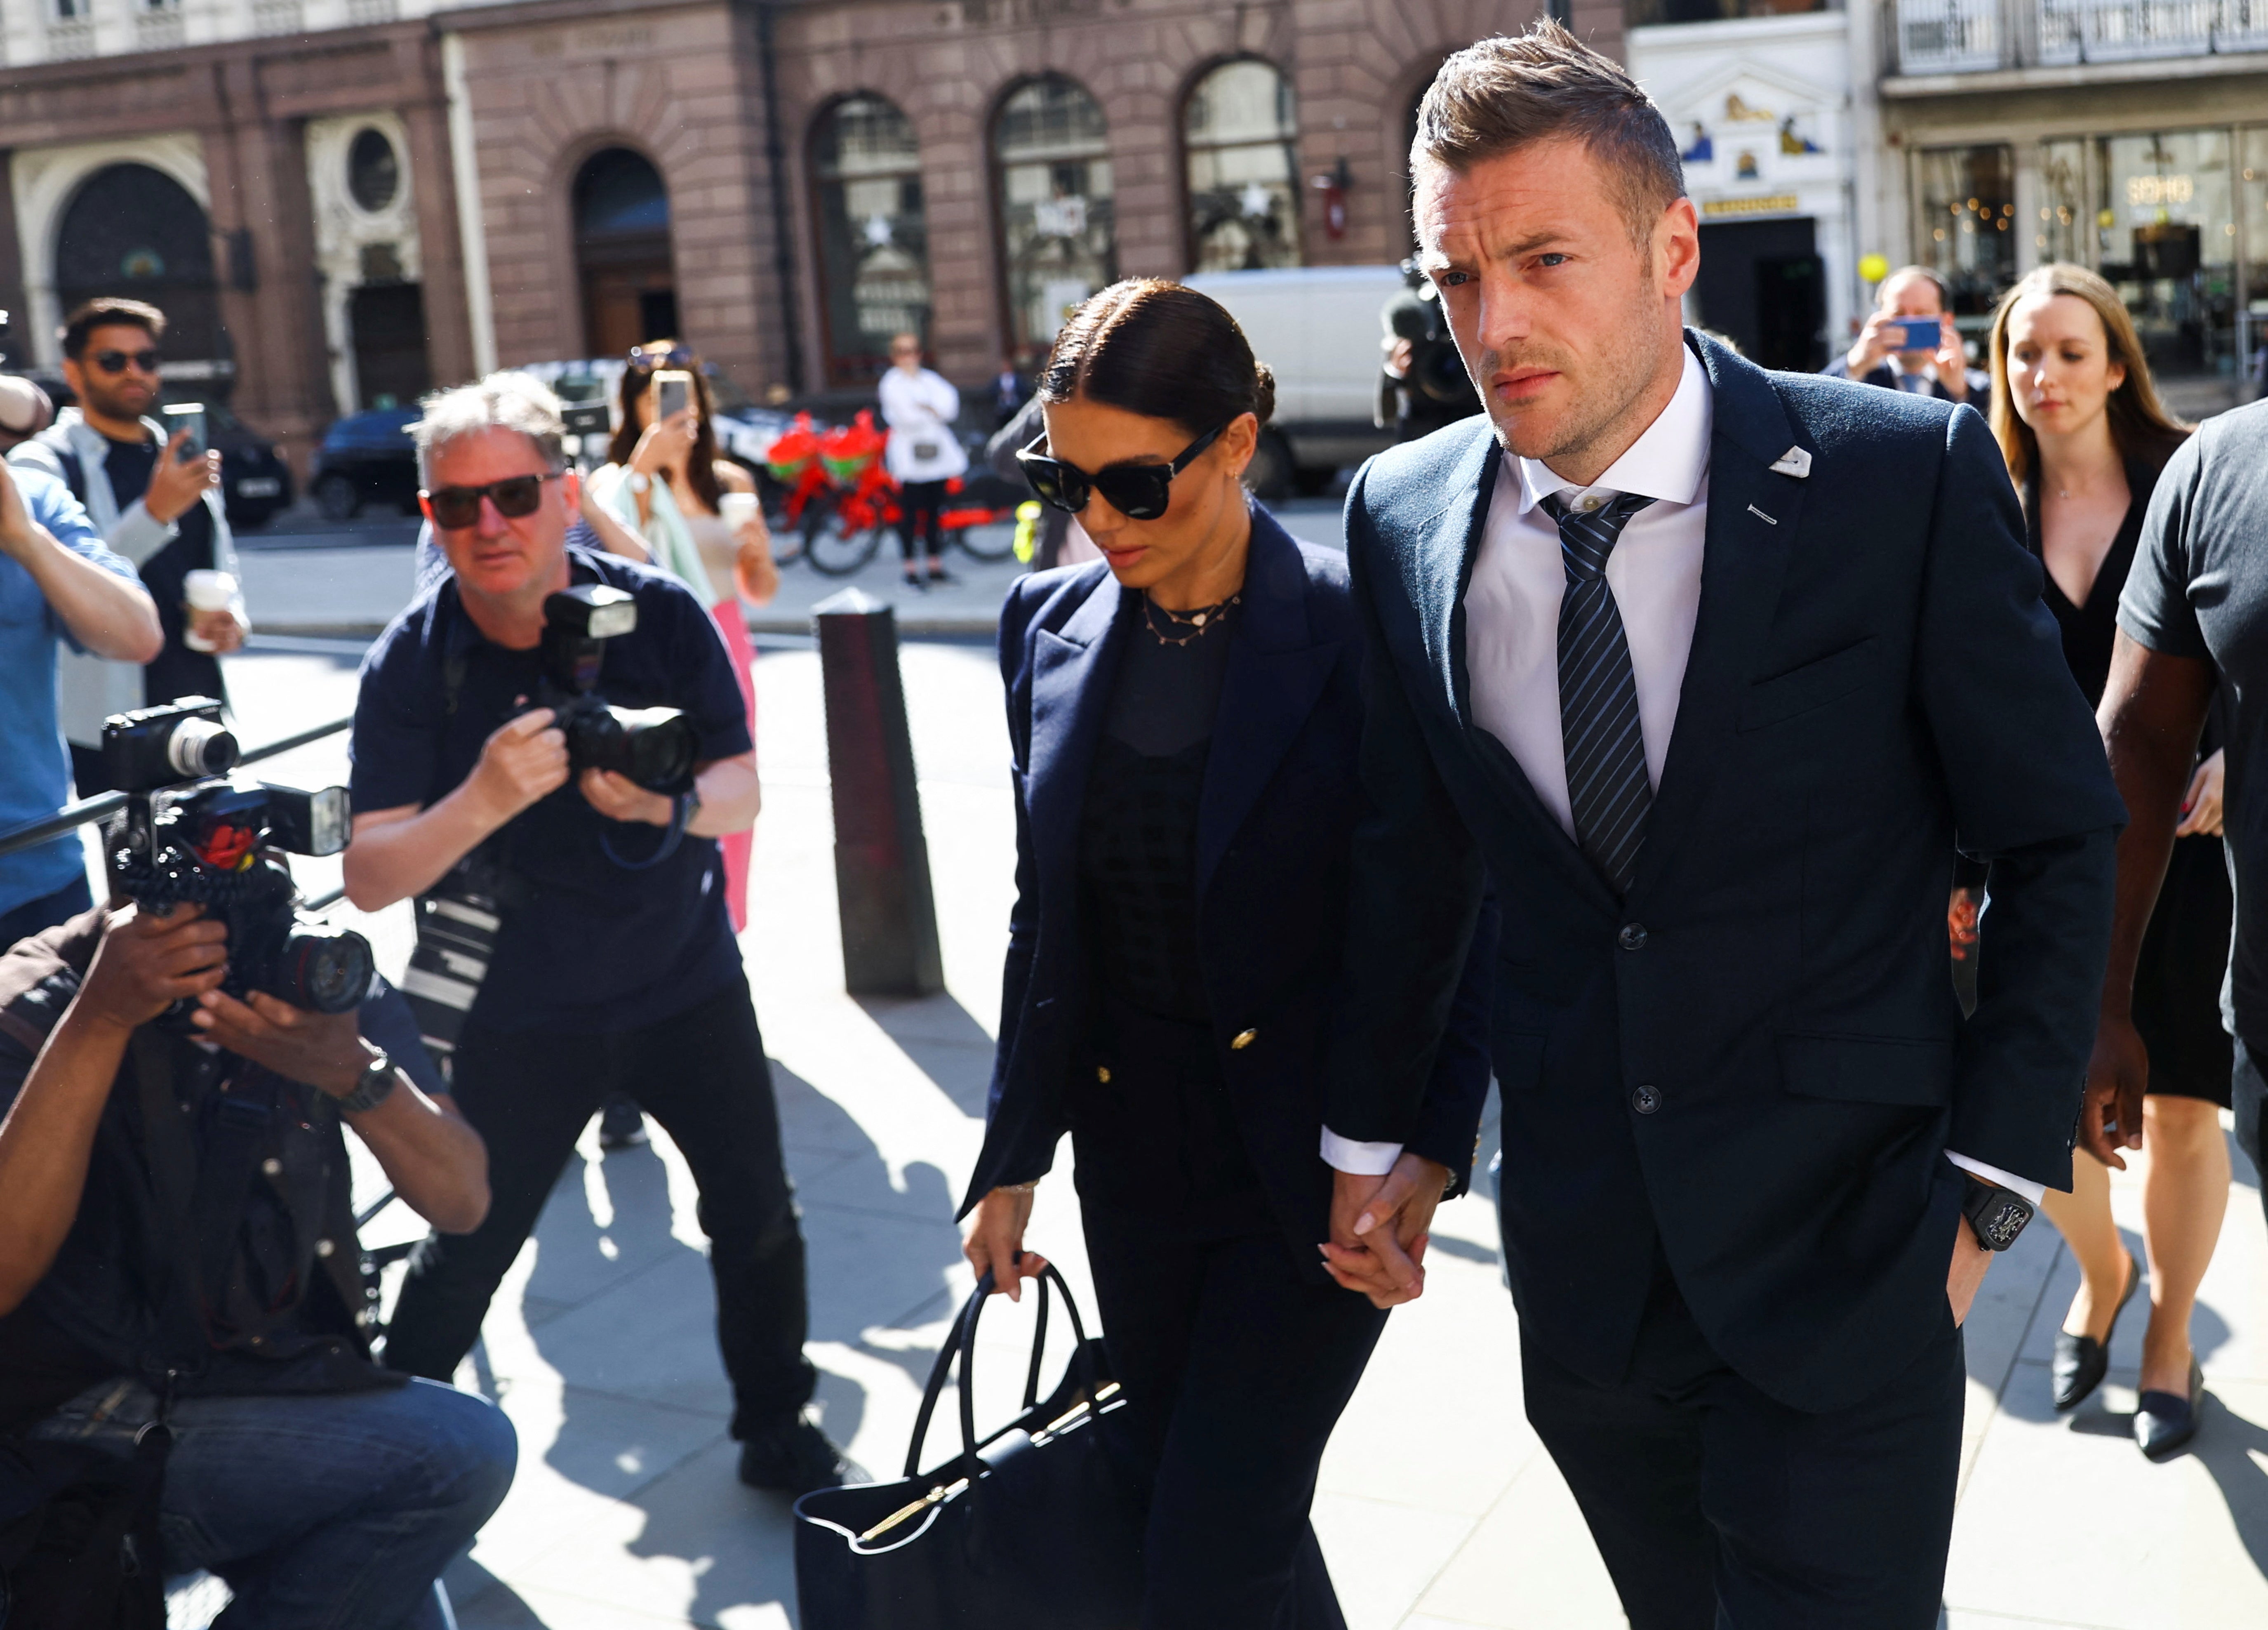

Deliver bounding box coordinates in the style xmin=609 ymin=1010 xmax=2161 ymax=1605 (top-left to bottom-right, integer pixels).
xmin=345 ymin=374 xmax=847 ymax=1496
xmin=0 ymin=711 xmax=510 ymax=1630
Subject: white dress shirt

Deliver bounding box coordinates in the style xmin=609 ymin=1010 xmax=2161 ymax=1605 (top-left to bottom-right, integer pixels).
xmin=1323 ymin=345 xmax=2044 ymax=1208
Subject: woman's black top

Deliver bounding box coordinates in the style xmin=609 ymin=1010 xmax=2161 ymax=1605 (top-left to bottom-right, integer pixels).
xmin=2029 ymin=459 xmax=2151 ymax=708
xmin=1077 ymin=604 xmax=1235 ymax=1025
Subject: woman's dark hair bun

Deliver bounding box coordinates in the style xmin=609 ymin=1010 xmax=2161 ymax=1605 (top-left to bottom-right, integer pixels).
xmin=1039 ymin=278 xmax=1274 ymax=436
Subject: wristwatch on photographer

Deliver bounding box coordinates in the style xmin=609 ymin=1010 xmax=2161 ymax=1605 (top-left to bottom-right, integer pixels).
xmin=1960 ymin=1173 xmax=2035 ymax=1252
xmin=334 ymin=1045 xmax=397 ymax=1115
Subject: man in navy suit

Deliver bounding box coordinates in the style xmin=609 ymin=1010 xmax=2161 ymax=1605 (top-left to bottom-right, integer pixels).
xmin=1317 ymin=27 xmax=2123 ymax=1628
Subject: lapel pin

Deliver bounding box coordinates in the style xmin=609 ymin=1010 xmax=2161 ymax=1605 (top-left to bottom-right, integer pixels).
xmin=1768 ymin=446 xmax=1812 ymax=479
xmin=1747 ymin=504 xmax=1778 ymax=526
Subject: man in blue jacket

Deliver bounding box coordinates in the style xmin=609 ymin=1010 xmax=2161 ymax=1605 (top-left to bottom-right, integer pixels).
xmin=1320 ymin=27 xmax=2121 ymax=1629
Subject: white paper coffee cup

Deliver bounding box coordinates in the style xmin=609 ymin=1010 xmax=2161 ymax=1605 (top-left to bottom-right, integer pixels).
xmin=718 ymin=492 xmax=759 ymax=530
xmin=183 ymin=569 xmax=238 ymax=652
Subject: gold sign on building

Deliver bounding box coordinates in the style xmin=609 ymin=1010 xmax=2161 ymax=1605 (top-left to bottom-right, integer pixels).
xmin=1702 ymin=194 xmax=1802 ymax=219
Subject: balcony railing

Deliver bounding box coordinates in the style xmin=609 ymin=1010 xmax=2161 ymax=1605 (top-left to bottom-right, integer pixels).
xmin=1893 ymin=0 xmax=2268 ymax=72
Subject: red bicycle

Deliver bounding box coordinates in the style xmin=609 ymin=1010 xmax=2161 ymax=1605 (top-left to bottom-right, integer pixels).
xmin=766 ymin=410 xmax=1017 ymax=577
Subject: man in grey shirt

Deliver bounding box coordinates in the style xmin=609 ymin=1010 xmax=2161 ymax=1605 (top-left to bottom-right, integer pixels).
xmin=2100 ymin=400 xmax=2267 ymax=1229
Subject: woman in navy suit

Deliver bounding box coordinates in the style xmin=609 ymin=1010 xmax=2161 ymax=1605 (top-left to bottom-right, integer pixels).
xmin=960 ymin=279 xmax=1495 ymax=1629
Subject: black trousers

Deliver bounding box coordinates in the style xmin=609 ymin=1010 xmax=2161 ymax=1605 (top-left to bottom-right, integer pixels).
xmin=1073 ymin=1004 xmax=1386 ymax=1630
xmin=1522 ymin=1255 xmax=1963 ymax=1630
xmin=897 ymin=478 xmax=947 ymax=561
xmin=383 ymin=978 xmax=816 ymax=1438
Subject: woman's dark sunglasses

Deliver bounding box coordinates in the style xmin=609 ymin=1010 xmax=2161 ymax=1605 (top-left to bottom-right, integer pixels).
xmin=1015 ymin=423 xmax=1225 ymax=521
xmin=92 ymin=348 xmax=160 ymax=375
xmin=423 ymin=472 xmax=562 ymax=530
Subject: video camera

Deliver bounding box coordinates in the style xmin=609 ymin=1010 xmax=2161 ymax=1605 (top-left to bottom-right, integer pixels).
xmin=536 ymin=585 xmax=698 ymax=793
xmin=1389 ymin=258 xmax=1481 ymax=415
xmin=102 ymin=697 xmax=374 ymax=1027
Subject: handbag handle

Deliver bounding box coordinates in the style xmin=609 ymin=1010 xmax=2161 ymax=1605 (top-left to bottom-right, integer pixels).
xmin=902 ymin=1263 xmax=1102 ymax=1479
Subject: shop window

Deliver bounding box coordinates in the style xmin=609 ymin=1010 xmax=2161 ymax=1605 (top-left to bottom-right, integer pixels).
xmin=810 ymin=95 xmax=931 ymax=385
xmin=2097 ymin=130 xmax=2235 ymax=378
xmin=1915 ymin=144 xmax=2017 ymax=319
xmin=993 ymin=75 xmax=1117 ymax=369
xmin=1183 ymin=60 xmax=1301 ymax=273
xmin=2242 ymin=130 xmax=2268 ymax=377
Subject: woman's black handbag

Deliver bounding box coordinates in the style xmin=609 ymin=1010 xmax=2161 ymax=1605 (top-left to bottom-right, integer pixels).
xmin=793 ymin=1265 xmax=1146 ymax=1629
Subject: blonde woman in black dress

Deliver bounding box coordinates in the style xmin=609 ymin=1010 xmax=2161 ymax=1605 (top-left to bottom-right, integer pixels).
xmin=1982 ymin=264 xmax=2228 ymax=1456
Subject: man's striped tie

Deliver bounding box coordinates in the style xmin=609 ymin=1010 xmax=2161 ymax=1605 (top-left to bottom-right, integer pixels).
xmin=1542 ymin=490 xmax=1657 ymax=895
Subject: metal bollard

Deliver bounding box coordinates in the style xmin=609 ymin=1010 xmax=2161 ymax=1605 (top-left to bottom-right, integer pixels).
xmin=813 ymin=588 xmax=944 ymax=995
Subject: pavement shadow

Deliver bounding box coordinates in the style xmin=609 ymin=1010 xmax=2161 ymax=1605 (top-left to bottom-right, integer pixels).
xmin=2189 ymin=1396 xmax=2268 ymax=1584
xmin=458 ymin=1055 xmax=967 ymax=1629
xmin=853 ymin=991 xmax=998 ymax=1119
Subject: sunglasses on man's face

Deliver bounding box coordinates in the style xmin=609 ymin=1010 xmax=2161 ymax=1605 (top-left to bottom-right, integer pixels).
xmin=1015 ymin=423 xmax=1226 ymax=522
xmin=91 ymin=349 xmax=160 ymax=376
xmin=423 ymin=472 xmax=562 ymax=531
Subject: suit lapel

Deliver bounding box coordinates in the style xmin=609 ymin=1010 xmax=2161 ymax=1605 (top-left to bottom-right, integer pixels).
xmin=1026 ymin=568 xmax=1130 ymax=888
xmin=1629 ymin=335 xmax=1806 ymax=900
xmin=1196 ymin=513 xmax=1339 ymax=895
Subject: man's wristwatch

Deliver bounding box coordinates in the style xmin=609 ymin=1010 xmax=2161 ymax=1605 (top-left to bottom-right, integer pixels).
xmin=335 ymin=1046 xmax=397 ymax=1115
xmin=1960 ymin=1174 xmax=2035 ymax=1252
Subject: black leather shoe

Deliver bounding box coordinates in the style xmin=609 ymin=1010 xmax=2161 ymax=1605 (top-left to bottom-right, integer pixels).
xmin=737 ymin=1418 xmax=864 ymax=1496
xmin=2052 ymin=1250 xmax=2140 ymax=1411
xmin=2135 ymin=1357 xmax=2205 ymax=1460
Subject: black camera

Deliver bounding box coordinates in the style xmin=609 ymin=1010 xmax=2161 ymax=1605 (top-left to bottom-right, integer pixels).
xmin=538 ymin=585 xmax=698 ymax=793
xmin=102 ymin=699 xmax=374 ymax=1025
xmin=1389 ymin=259 xmax=1481 ymax=414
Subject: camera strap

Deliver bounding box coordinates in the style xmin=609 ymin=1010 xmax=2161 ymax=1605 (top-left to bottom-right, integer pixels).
xmin=598 ymin=790 xmax=692 ymax=871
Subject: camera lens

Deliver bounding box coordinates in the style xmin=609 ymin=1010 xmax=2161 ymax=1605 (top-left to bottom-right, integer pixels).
xmin=167 ymin=716 xmax=239 ymax=779
xmin=616 ymin=708 xmax=697 ymax=791
xmin=268 ymin=926 xmax=374 ymax=1015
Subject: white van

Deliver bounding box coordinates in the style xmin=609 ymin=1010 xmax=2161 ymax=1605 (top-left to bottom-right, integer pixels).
xmin=1182 ymin=264 xmax=1406 ymax=498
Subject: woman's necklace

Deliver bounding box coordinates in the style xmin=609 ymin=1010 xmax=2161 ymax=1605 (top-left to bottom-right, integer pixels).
xmin=1141 ymin=591 xmax=1239 ymax=647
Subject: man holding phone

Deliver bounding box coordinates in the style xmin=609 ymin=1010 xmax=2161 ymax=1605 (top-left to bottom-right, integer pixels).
xmin=7 ymin=298 xmax=247 ymax=793
xmin=1826 ymin=265 xmax=1990 ymax=405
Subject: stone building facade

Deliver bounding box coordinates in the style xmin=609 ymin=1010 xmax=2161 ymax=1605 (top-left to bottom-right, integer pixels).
xmin=0 ymin=0 xmax=1652 ymax=468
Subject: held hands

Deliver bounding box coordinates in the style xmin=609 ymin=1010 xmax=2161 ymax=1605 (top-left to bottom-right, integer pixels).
xmin=187 ymin=603 xmax=248 ymax=655
xmin=76 ymin=903 xmax=230 ymax=1032
xmin=734 ymin=519 xmax=779 ymax=607
xmin=144 ymin=434 xmax=220 ymax=527
xmin=2080 ymin=1012 xmax=2151 ymax=1170
xmin=1321 ymin=1153 xmax=1451 ymax=1309
xmin=964 ymin=1184 xmax=1049 ymax=1303
xmin=2176 ymin=749 xmax=2226 ymax=837
xmin=191 ymin=988 xmax=370 ymax=1098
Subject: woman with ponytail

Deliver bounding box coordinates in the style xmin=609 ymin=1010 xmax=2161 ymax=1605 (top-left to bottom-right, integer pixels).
xmin=959 ymin=279 xmax=1496 ymax=1627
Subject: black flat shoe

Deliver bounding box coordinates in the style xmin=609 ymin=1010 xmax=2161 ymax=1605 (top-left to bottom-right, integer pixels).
xmin=2052 ymin=1250 xmax=2141 ymax=1411
xmin=738 ymin=1418 xmax=865 ymax=1496
xmin=2136 ymin=1357 xmax=2205 ymax=1460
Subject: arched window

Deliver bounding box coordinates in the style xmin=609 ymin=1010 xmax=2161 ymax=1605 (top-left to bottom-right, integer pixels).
xmin=1183 ymin=60 xmax=1301 ymax=273
xmin=993 ymin=76 xmax=1116 ymax=368
xmin=809 ymin=95 xmax=929 ymax=384
xmin=574 ymin=147 xmax=675 ymax=356
xmin=56 ymin=163 xmax=222 ymax=365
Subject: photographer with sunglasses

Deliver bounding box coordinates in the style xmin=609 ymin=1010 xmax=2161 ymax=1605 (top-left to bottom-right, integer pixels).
xmin=9 ymin=298 xmax=246 ymax=794
xmin=967 ymin=280 xmax=1496 ymax=1627
xmin=344 ymin=372 xmax=851 ymax=1499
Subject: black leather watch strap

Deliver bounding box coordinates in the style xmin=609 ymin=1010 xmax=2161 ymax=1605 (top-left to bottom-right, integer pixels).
xmin=1961 ymin=1174 xmax=2035 ymax=1252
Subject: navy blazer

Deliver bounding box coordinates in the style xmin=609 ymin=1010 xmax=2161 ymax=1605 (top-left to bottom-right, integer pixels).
xmin=965 ymin=506 xmax=1498 ymax=1277
xmin=1326 ymin=334 xmax=2124 ymax=1411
